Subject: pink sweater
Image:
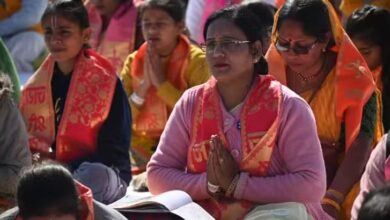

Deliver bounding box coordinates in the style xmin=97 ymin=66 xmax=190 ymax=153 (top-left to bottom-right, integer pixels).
xmin=147 ymin=84 xmax=332 ymax=220
xmin=351 ymin=134 xmax=388 ymax=220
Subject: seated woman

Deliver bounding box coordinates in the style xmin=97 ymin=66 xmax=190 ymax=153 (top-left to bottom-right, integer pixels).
xmin=346 ymin=5 xmax=390 ymax=131
xmin=266 ymin=0 xmax=382 ymax=219
xmin=85 ymin=0 xmax=144 ymax=73
xmin=19 ymin=0 xmax=131 ymax=204
xmin=0 ymin=162 xmax=127 ymax=220
xmin=147 ymin=5 xmax=330 ymax=220
xmin=0 ymin=74 xmax=31 ymax=212
xmin=120 ymin=0 xmax=210 ymax=173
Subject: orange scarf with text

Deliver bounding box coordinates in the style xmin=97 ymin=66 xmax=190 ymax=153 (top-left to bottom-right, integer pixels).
xmin=131 ymin=34 xmax=190 ymax=138
xmin=187 ymin=75 xmax=282 ymax=220
xmin=20 ymin=49 xmax=117 ymax=162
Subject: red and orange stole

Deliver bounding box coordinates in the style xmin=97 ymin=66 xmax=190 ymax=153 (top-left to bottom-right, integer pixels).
xmin=187 ymin=75 xmax=282 ymax=219
xmin=20 ymin=49 xmax=117 ymax=162
xmin=77 ymin=181 xmax=95 ymax=220
xmin=130 ymin=35 xmax=190 ymax=139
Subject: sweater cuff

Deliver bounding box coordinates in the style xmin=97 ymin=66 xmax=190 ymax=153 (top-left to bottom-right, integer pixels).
xmin=233 ymin=172 xmax=248 ymax=200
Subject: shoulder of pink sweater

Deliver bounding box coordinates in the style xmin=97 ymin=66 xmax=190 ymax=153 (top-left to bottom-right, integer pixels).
xmin=279 ymin=84 xmax=314 ymax=116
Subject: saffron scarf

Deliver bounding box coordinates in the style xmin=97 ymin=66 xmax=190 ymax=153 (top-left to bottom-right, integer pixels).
xmin=20 ymin=49 xmax=117 ymax=162
xmin=130 ymin=34 xmax=190 ymax=138
xmin=187 ymin=75 xmax=282 ymax=219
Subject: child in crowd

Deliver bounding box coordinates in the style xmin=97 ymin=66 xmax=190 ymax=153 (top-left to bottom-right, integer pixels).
xmin=0 ymin=162 xmax=127 ymax=220
xmin=19 ymin=0 xmax=131 ymax=204
xmin=120 ymin=0 xmax=209 ymax=175
xmin=346 ymin=5 xmax=390 ymax=131
xmin=86 ymin=0 xmax=144 ymax=73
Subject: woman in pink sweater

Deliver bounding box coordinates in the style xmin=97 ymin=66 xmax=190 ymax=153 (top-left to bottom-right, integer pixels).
xmin=147 ymin=5 xmax=331 ymax=220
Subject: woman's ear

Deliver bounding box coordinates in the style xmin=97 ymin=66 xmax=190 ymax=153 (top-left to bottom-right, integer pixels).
xmin=177 ymin=21 xmax=186 ymax=33
xmin=323 ymin=32 xmax=332 ymax=48
xmin=252 ymin=40 xmax=263 ymax=62
xmin=83 ymin=27 xmax=92 ymax=44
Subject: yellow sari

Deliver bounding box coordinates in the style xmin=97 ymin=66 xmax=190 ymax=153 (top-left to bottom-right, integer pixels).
xmin=266 ymin=0 xmax=383 ymax=219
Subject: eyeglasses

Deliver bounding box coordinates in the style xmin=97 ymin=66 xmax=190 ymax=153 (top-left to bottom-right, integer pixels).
xmin=275 ymin=38 xmax=318 ymax=55
xmin=201 ymin=40 xmax=251 ymax=54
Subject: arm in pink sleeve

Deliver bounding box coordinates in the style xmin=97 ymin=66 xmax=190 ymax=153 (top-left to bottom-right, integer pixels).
xmin=234 ymin=92 xmax=327 ymax=204
xmin=351 ymin=135 xmax=387 ymax=220
xmin=146 ymin=87 xmax=210 ymax=201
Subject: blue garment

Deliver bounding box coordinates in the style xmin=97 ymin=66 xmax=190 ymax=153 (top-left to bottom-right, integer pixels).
xmin=0 ymin=0 xmax=47 ymax=36
xmin=0 ymin=0 xmax=48 ymax=72
xmin=73 ymin=162 xmax=127 ymax=204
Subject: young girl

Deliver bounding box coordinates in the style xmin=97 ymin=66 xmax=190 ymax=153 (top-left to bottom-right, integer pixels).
xmin=120 ymin=0 xmax=210 ymax=173
xmin=19 ymin=0 xmax=131 ymax=204
xmin=85 ymin=0 xmax=144 ymax=73
xmin=346 ymin=5 xmax=390 ymax=131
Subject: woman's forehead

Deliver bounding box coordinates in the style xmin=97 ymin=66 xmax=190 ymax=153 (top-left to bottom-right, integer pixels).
xmin=42 ymin=15 xmax=76 ymax=29
xmin=278 ymin=19 xmax=315 ymax=41
xmin=206 ymin=19 xmax=246 ymax=40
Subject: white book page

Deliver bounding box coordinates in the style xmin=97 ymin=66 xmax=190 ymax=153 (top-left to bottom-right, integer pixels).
xmin=109 ymin=191 xmax=152 ymax=209
xmin=172 ymin=202 xmax=215 ymax=220
xmin=108 ymin=190 xmax=192 ymax=211
xmin=147 ymin=190 xmax=192 ymax=211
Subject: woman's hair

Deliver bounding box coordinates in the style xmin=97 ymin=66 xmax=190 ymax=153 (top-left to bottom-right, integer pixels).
xmin=202 ymin=5 xmax=268 ymax=75
xmin=41 ymin=0 xmax=89 ymax=30
xmin=241 ymin=0 xmax=276 ymax=38
xmin=357 ymin=184 xmax=390 ymax=220
xmin=17 ymin=162 xmax=80 ymax=219
xmin=276 ymin=0 xmax=333 ymax=45
xmin=346 ymin=5 xmax=390 ymax=131
xmin=140 ymin=0 xmax=186 ymax=23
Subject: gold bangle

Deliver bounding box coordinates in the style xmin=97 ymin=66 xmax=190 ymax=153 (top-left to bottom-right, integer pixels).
xmin=321 ymin=198 xmax=341 ymax=212
xmin=326 ymin=188 xmax=345 ymax=201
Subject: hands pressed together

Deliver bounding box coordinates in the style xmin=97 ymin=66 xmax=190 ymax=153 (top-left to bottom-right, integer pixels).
xmin=206 ymin=135 xmax=240 ymax=199
xmin=132 ymin=45 xmax=166 ymax=106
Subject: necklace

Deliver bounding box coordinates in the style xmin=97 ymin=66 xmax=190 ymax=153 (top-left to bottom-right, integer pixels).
xmin=292 ymin=55 xmax=328 ymax=83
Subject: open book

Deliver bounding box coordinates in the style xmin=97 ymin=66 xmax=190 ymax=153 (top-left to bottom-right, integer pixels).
xmin=109 ymin=190 xmax=215 ymax=220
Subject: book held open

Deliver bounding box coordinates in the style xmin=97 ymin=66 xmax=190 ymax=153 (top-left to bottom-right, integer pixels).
xmin=109 ymin=190 xmax=214 ymax=220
